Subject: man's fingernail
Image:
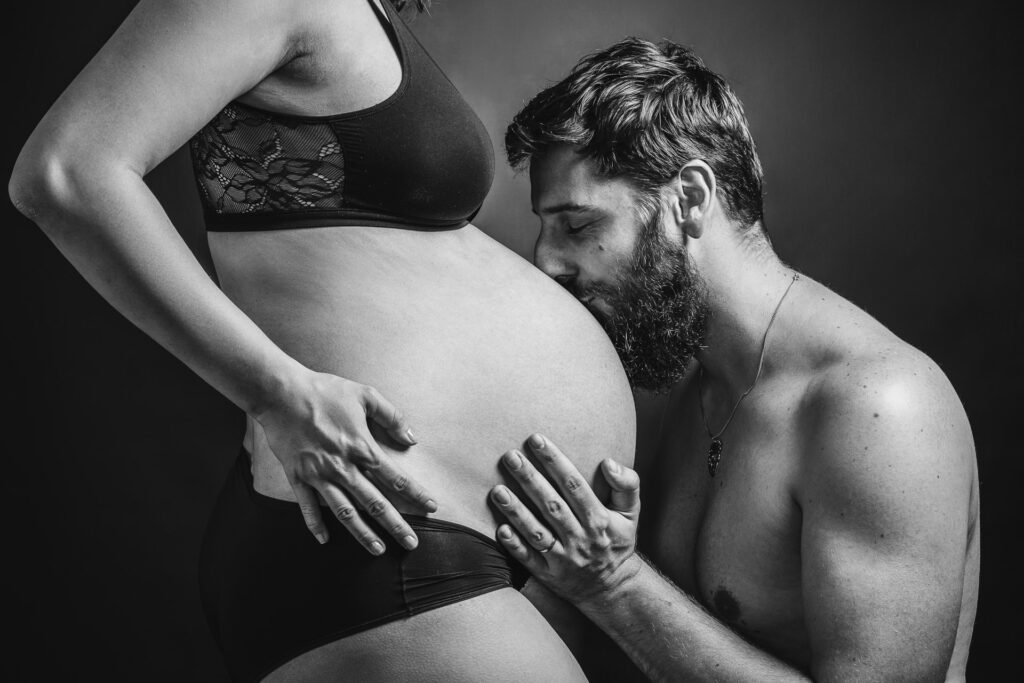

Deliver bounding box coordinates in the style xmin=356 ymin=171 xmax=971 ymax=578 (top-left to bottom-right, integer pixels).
xmin=498 ymin=526 xmax=514 ymax=540
xmin=492 ymin=486 xmax=511 ymax=504
xmin=503 ymin=450 xmax=523 ymax=470
xmin=606 ymin=459 xmax=621 ymax=474
xmin=405 ymin=429 xmax=417 ymax=444
xmin=370 ymin=540 xmax=385 ymax=555
xmin=315 ymin=532 xmax=328 ymax=545
xmin=402 ymin=535 xmax=418 ymax=550
xmin=529 ymin=434 xmax=545 ymax=449
xmin=425 ymin=499 xmax=438 ymax=512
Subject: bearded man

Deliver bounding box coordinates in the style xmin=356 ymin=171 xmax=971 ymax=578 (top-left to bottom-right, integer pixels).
xmin=489 ymin=37 xmax=979 ymax=681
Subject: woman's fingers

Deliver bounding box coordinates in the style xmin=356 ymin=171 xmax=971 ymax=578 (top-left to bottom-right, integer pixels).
xmin=362 ymin=386 xmax=417 ymax=446
xmin=262 ymin=375 xmax=436 ymax=552
xmin=368 ymin=456 xmax=438 ymax=512
xmin=334 ymin=414 xmax=436 ymax=512
xmin=289 ymin=479 xmax=329 ymax=544
xmin=296 ymin=461 xmax=424 ymax=553
xmin=329 ymin=465 xmax=421 ymax=551
xmin=490 ymin=483 xmax=562 ymax=552
xmin=315 ymin=481 xmax=387 ymax=555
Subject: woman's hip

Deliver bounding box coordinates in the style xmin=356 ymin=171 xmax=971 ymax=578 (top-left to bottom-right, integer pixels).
xmin=199 ymin=449 xmax=580 ymax=682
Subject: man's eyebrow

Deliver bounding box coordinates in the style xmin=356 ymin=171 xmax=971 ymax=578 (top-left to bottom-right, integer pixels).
xmin=531 ymin=202 xmax=594 ymax=216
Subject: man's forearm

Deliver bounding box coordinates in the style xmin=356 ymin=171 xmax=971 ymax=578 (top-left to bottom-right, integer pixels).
xmin=577 ymin=557 xmax=809 ymax=682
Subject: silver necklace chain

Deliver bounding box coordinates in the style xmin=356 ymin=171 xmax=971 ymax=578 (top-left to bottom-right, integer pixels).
xmin=698 ymin=272 xmax=799 ymax=476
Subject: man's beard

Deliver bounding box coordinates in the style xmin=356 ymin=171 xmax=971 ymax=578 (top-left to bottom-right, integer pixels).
xmin=576 ymin=207 xmax=710 ymax=392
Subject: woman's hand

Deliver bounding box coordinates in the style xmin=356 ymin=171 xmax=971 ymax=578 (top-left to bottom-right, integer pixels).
xmin=256 ymin=369 xmax=437 ymax=554
xmin=490 ymin=433 xmax=643 ymax=604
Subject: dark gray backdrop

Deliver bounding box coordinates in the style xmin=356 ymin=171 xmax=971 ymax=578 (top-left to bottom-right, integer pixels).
xmin=6 ymin=1 xmax=1019 ymax=679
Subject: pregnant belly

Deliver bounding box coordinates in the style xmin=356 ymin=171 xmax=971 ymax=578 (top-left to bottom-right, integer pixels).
xmin=209 ymin=224 xmax=636 ymax=535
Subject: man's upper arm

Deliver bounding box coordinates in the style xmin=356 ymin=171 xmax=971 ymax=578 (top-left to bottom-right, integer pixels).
xmin=797 ymin=358 xmax=975 ymax=681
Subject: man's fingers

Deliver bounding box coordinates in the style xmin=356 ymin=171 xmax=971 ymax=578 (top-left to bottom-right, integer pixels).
xmin=602 ymin=459 xmax=641 ymax=517
xmin=290 ymin=479 xmax=329 ymax=544
xmin=490 ymin=484 xmax=562 ymax=552
xmin=525 ymin=433 xmax=604 ymax=520
xmin=500 ymin=450 xmax=584 ymax=538
xmin=315 ymin=482 xmax=387 ymax=556
xmin=362 ymin=387 xmax=417 ymax=446
xmin=496 ymin=524 xmax=543 ymax=569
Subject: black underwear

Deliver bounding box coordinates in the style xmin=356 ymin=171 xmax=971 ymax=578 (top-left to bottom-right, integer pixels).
xmin=199 ymin=449 xmax=528 ymax=682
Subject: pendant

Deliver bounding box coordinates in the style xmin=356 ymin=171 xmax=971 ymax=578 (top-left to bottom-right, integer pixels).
xmin=707 ymin=438 xmax=723 ymax=477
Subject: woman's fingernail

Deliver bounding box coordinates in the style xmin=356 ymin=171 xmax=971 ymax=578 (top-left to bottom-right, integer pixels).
xmin=315 ymin=532 xmax=328 ymax=545
xmin=529 ymin=434 xmax=545 ymax=449
xmin=425 ymin=499 xmax=438 ymax=512
xmin=371 ymin=540 xmax=385 ymax=555
xmin=402 ymin=535 xmax=418 ymax=550
xmin=503 ymin=450 xmax=523 ymax=470
xmin=606 ymin=459 xmax=621 ymax=474
xmin=492 ymin=486 xmax=511 ymax=504
xmin=498 ymin=526 xmax=514 ymax=540
xmin=405 ymin=429 xmax=417 ymax=444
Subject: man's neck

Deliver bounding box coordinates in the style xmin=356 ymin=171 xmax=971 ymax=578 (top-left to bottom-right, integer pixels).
xmin=693 ymin=239 xmax=795 ymax=398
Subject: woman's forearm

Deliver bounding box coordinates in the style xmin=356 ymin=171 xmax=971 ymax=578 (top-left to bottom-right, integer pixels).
xmin=7 ymin=0 xmax=436 ymax=550
xmin=11 ymin=154 xmax=302 ymax=416
xmin=11 ymin=151 xmax=438 ymax=547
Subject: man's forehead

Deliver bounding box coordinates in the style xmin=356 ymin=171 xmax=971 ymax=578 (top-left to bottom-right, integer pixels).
xmin=529 ymin=146 xmax=632 ymax=215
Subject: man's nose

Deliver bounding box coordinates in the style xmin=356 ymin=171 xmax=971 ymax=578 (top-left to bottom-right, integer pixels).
xmin=534 ymin=238 xmax=575 ymax=284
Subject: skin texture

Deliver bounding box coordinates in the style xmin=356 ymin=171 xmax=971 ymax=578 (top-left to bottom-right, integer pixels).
xmin=9 ymin=1 xmax=637 ymax=679
xmin=222 ymin=224 xmax=636 ymax=537
xmin=494 ymin=145 xmax=979 ymax=681
xmin=8 ymin=0 xmax=435 ymax=553
xmin=262 ymin=588 xmax=587 ymax=683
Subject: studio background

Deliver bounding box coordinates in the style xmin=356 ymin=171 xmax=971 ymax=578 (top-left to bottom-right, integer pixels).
xmin=5 ymin=0 xmax=1019 ymax=680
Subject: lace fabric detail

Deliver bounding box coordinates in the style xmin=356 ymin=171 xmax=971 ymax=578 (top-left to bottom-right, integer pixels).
xmin=190 ymin=104 xmax=345 ymax=215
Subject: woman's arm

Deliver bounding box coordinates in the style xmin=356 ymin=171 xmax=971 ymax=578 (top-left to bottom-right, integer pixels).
xmin=9 ymin=0 xmax=435 ymax=552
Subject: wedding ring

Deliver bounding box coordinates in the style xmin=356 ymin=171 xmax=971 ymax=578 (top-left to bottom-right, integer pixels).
xmin=537 ymin=538 xmax=557 ymax=554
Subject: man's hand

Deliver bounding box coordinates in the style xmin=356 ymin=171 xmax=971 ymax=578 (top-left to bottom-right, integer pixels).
xmin=490 ymin=432 xmax=643 ymax=604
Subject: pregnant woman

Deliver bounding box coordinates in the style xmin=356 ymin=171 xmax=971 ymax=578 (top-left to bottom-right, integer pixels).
xmin=9 ymin=0 xmax=635 ymax=680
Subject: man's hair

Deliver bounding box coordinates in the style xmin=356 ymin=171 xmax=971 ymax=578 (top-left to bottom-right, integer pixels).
xmin=506 ymin=37 xmax=765 ymax=230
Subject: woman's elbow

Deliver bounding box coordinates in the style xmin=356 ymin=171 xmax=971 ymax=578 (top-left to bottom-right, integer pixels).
xmin=9 ymin=145 xmax=78 ymax=226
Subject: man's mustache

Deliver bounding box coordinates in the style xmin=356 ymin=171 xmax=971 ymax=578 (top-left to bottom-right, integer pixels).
xmin=562 ymin=279 xmax=618 ymax=303
xmin=560 ymin=280 xmax=620 ymax=323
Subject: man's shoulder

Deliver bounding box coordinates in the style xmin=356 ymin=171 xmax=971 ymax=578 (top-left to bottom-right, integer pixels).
xmin=793 ymin=338 xmax=974 ymax=497
xmin=808 ymin=342 xmax=960 ymax=424
xmin=789 ymin=278 xmax=967 ymax=442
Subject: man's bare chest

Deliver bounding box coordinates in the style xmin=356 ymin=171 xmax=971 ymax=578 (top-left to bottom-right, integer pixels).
xmin=640 ymin=392 xmax=810 ymax=663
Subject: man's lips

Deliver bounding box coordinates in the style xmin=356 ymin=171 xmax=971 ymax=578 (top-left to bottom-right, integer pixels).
xmin=579 ymin=294 xmax=614 ymax=320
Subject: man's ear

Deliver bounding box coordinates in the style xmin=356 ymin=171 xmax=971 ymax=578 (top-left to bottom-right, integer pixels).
xmin=676 ymin=160 xmax=716 ymax=239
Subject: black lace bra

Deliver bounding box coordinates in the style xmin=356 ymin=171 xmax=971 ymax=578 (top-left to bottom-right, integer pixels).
xmin=188 ymin=0 xmax=493 ymax=232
